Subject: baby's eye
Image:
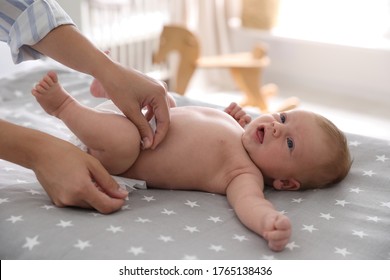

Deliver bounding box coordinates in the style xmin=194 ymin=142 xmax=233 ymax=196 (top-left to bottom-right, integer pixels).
xmin=280 ymin=113 xmax=286 ymax=123
xmin=287 ymin=137 xmax=294 ymax=150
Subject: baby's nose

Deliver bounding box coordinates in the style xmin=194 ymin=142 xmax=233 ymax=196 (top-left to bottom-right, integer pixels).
xmin=271 ymin=121 xmax=282 ymax=137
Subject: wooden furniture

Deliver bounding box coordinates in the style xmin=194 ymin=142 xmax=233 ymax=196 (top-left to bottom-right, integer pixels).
xmin=153 ymin=25 xmax=299 ymax=112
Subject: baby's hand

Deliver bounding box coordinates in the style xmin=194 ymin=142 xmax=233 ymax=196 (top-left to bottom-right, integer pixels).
xmin=262 ymin=213 xmax=291 ymax=251
xmin=224 ymin=102 xmax=251 ymax=128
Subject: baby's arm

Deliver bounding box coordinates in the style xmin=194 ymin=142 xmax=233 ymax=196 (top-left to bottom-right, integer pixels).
xmin=224 ymin=102 xmax=251 ymax=128
xmin=226 ymin=173 xmax=291 ymax=251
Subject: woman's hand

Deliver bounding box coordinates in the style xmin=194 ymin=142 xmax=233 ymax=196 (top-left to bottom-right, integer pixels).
xmin=32 ymin=136 xmax=129 ymax=214
xmin=97 ymin=62 xmax=170 ymax=150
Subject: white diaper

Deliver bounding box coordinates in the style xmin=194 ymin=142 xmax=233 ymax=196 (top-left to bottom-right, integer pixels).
xmin=69 ymin=134 xmax=88 ymax=152
xmin=92 ymin=100 xmax=157 ymax=132
xmin=112 ymin=175 xmax=147 ymax=193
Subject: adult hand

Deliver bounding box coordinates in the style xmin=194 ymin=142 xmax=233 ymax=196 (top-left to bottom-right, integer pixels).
xmin=31 ymin=25 xmax=171 ymax=149
xmin=33 ymin=135 xmax=128 ymax=214
xmin=96 ymin=61 xmax=170 ymax=150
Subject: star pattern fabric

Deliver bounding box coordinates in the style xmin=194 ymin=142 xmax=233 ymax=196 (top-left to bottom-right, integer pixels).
xmin=0 ymin=65 xmax=389 ymax=259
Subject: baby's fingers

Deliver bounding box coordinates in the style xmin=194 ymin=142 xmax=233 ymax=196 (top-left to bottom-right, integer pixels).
xmin=264 ymin=228 xmax=291 ymax=241
xmin=268 ymin=238 xmax=290 ymax=252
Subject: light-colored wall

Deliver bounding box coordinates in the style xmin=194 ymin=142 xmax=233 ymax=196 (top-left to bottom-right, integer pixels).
xmin=56 ymin=0 xmax=83 ymax=28
xmin=230 ymin=27 xmax=390 ymax=106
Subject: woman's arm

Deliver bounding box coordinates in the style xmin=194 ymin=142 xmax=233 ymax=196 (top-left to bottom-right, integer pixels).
xmin=0 ymin=119 xmax=128 ymax=213
xmin=32 ymin=24 xmax=169 ymax=149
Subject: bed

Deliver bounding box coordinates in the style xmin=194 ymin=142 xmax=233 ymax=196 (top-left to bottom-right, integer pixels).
xmin=0 ymin=62 xmax=389 ymax=260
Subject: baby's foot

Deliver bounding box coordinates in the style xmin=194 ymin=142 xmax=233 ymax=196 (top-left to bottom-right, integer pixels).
xmin=262 ymin=213 xmax=291 ymax=251
xmin=90 ymin=78 xmax=109 ymax=98
xmin=32 ymin=71 xmax=75 ymax=117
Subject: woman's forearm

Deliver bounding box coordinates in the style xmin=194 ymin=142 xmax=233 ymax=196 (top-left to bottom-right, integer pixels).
xmin=31 ymin=24 xmax=113 ymax=79
xmin=0 ymin=119 xmax=50 ymax=169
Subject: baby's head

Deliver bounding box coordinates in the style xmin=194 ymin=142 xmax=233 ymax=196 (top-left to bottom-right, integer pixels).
xmin=242 ymin=110 xmax=351 ymax=190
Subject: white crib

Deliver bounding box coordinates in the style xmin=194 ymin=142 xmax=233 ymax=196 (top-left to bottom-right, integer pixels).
xmin=82 ymin=0 xmax=185 ymax=82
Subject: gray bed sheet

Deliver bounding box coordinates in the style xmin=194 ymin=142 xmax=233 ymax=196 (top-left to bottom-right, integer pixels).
xmin=0 ymin=63 xmax=389 ymax=259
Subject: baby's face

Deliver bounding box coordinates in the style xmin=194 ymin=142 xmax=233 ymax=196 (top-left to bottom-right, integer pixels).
xmin=242 ymin=110 xmax=329 ymax=182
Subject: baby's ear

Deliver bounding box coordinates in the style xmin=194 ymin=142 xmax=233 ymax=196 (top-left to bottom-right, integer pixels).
xmin=272 ymin=178 xmax=300 ymax=191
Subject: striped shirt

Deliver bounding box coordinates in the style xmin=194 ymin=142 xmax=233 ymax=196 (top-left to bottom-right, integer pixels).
xmin=0 ymin=0 xmax=74 ymax=63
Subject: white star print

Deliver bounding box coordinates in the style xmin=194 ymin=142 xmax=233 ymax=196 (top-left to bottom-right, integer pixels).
xmin=209 ymin=244 xmax=225 ymax=252
xmin=57 ymin=220 xmax=73 ymax=228
xmin=142 ymin=196 xmax=155 ymax=202
xmin=161 ymin=208 xmax=177 ymax=215
xmin=349 ymin=141 xmax=361 ymax=147
xmin=302 ymin=224 xmax=318 ymax=233
xmin=262 ymin=255 xmax=275 ymax=260
xmin=3 ymin=167 xmax=15 ymax=171
xmin=158 ymin=235 xmax=174 ymax=242
xmin=184 ymin=226 xmax=200 ymax=233
xmin=26 ymin=189 xmax=41 ymax=195
xmin=91 ymin=212 xmax=103 ymax=217
xmin=335 ymin=200 xmax=350 ymax=207
xmin=183 ymin=255 xmax=198 ymax=260
xmin=185 ymin=200 xmax=200 ymax=208
xmin=376 ymin=155 xmax=389 ymax=162
xmin=23 ymin=235 xmax=40 ymax=250
xmin=349 ymin=187 xmax=363 ymax=194
xmin=0 ymin=198 xmax=10 ymax=204
xmin=208 ymin=216 xmax=223 ymax=223
xmin=352 ymin=230 xmax=368 ymax=238
xmin=319 ymin=213 xmax=334 ymax=220
xmin=121 ymin=204 xmax=131 ymax=210
xmin=286 ymin=241 xmax=300 ymax=251
xmin=233 ymin=234 xmax=248 ymax=242
xmin=367 ymin=216 xmax=381 ymax=222
xmin=6 ymin=215 xmax=23 ymax=223
xmin=380 ymin=202 xmax=390 ymax=208
xmin=135 ymin=217 xmax=151 ymax=223
xmin=334 ymin=247 xmax=351 ymax=257
xmin=16 ymin=179 xmax=28 ymax=183
xmin=291 ymin=198 xmax=304 ymax=203
xmin=74 ymin=240 xmax=91 ymax=250
xmin=41 ymin=204 xmax=55 ymax=210
xmin=363 ymin=170 xmax=376 ymax=177
xmin=106 ymin=225 xmax=124 ymax=233
xmin=128 ymin=246 xmax=145 ymax=256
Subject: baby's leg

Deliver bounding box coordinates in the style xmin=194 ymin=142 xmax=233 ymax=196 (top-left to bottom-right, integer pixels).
xmin=32 ymin=71 xmax=141 ymax=174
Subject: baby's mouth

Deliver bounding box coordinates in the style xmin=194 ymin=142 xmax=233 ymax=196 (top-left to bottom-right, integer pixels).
xmin=257 ymin=127 xmax=265 ymax=144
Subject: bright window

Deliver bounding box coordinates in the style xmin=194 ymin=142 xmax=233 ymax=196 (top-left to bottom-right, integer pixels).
xmin=275 ymin=0 xmax=390 ymax=47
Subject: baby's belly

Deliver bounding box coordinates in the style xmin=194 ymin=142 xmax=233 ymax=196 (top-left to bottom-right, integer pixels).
xmin=122 ymin=106 xmax=245 ymax=193
xmin=123 ymin=137 xmax=233 ymax=193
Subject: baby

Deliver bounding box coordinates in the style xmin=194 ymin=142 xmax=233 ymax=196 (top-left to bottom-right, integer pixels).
xmin=32 ymin=71 xmax=351 ymax=251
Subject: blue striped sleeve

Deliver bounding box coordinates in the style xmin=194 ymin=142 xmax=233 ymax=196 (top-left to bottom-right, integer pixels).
xmin=0 ymin=0 xmax=74 ymax=64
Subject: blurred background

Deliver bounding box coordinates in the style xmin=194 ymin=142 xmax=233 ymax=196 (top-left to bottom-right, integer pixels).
xmin=1 ymin=0 xmax=390 ymax=139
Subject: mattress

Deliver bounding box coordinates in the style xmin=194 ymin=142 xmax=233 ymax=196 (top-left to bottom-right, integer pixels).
xmin=0 ymin=62 xmax=389 ymax=259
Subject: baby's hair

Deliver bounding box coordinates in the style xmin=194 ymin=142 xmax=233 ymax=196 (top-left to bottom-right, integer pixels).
xmin=300 ymin=114 xmax=352 ymax=189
